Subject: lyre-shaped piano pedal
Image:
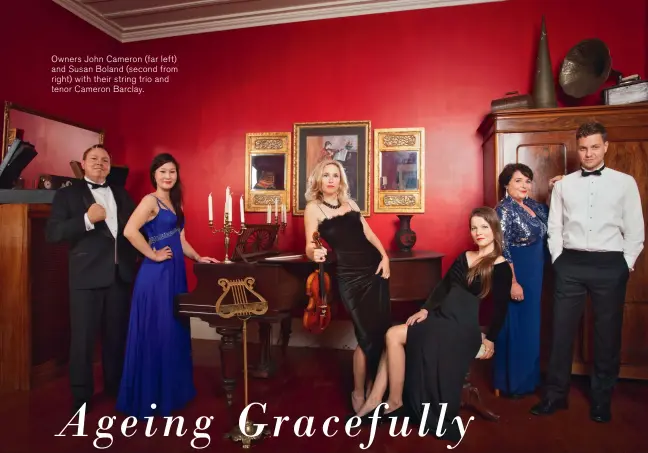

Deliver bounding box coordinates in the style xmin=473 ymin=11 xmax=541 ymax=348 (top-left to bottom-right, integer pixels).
xmin=214 ymin=277 xmax=269 ymax=319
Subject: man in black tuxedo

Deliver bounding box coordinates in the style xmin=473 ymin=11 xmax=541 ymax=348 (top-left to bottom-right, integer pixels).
xmin=46 ymin=145 xmax=138 ymax=413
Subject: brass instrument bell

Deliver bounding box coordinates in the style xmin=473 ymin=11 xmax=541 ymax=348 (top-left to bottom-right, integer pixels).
xmin=559 ymin=39 xmax=614 ymax=98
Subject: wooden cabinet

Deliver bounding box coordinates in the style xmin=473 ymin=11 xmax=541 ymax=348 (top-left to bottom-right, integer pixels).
xmin=0 ymin=203 xmax=70 ymax=391
xmin=478 ymin=103 xmax=648 ymax=380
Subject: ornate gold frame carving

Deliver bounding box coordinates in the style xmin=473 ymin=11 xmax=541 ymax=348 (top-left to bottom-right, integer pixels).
xmin=2 ymin=101 xmax=104 ymax=160
xmin=292 ymin=120 xmax=371 ymax=216
xmin=373 ymin=128 xmax=425 ymax=213
xmin=244 ymin=132 xmax=291 ymax=212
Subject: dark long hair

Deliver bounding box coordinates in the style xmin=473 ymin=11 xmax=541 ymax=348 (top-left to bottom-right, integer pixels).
xmin=150 ymin=153 xmax=184 ymax=228
xmin=466 ymin=207 xmax=504 ymax=298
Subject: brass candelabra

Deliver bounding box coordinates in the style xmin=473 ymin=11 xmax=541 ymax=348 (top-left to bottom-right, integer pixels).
xmin=274 ymin=214 xmax=287 ymax=245
xmin=209 ymin=212 xmax=246 ymax=263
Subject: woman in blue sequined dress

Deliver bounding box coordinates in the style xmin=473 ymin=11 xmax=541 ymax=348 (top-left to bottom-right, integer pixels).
xmin=494 ymin=163 xmax=548 ymax=398
xmin=116 ymin=153 xmax=218 ymax=419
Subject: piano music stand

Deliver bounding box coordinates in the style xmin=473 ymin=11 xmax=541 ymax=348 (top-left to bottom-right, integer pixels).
xmin=232 ymin=223 xmax=280 ymax=262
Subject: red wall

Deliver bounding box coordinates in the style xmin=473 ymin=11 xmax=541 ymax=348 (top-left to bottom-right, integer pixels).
xmin=1 ymin=0 xmax=123 ymax=168
xmin=3 ymin=0 xmax=646 ymax=291
xmin=114 ymin=0 xmax=645 ymax=288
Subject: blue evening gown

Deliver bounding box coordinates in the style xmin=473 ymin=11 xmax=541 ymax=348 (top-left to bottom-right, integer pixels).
xmin=116 ymin=196 xmax=196 ymax=418
xmin=494 ymin=196 xmax=548 ymax=396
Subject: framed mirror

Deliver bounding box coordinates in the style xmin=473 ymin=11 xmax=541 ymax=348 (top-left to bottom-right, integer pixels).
xmin=2 ymin=102 xmax=104 ymax=187
xmin=373 ymin=128 xmax=425 ymax=213
xmin=244 ymin=132 xmax=291 ymax=213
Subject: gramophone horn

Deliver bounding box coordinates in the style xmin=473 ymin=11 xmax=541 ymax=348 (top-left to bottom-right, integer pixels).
xmin=559 ymin=38 xmax=614 ymax=98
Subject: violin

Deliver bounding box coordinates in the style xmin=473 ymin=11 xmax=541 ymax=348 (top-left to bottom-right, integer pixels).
xmin=303 ymin=231 xmax=332 ymax=334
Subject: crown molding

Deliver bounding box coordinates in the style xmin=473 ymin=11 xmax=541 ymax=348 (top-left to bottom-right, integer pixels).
xmin=52 ymin=0 xmax=122 ymax=41
xmin=52 ymin=0 xmax=503 ymax=43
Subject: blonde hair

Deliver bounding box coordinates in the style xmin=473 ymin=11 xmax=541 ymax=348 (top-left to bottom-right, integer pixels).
xmin=304 ymin=159 xmax=351 ymax=204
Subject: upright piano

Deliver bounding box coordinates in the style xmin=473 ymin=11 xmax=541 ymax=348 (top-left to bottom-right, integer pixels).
xmin=175 ymin=249 xmax=444 ymax=407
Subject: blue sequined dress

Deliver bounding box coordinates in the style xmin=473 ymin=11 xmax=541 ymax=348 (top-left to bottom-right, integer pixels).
xmin=494 ymin=196 xmax=548 ymax=396
xmin=116 ymin=196 xmax=196 ymax=419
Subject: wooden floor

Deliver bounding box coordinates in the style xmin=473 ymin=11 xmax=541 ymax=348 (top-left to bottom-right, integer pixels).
xmin=1 ymin=339 xmax=646 ymax=453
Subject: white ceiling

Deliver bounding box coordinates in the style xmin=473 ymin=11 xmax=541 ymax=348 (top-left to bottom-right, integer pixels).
xmin=52 ymin=0 xmax=502 ymax=43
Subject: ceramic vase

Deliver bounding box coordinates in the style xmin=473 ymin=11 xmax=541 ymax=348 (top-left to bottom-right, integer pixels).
xmin=395 ymin=214 xmax=417 ymax=252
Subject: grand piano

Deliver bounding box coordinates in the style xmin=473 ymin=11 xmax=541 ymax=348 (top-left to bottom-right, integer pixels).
xmin=175 ymin=234 xmax=443 ymax=408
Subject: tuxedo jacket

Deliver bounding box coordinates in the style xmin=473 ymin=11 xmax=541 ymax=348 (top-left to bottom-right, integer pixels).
xmin=46 ymin=179 xmax=139 ymax=290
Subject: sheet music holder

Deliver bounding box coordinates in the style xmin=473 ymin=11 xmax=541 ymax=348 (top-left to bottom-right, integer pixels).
xmin=0 ymin=140 xmax=37 ymax=189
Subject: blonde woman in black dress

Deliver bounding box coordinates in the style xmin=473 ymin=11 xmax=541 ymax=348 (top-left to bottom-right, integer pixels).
xmin=304 ymin=159 xmax=392 ymax=414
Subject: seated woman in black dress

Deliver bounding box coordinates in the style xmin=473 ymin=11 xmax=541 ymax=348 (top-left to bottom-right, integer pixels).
xmin=354 ymin=207 xmax=514 ymax=442
xmin=304 ymin=159 xmax=392 ymax=414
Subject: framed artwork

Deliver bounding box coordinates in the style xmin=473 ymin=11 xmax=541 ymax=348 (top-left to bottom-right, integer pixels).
xmin=373 ymin=127 xmax=425 ymax=213
xmin=244 ymin=132 xmax=291 ymax=213
xmin=292 ymin=120 xmax=371 ymax=216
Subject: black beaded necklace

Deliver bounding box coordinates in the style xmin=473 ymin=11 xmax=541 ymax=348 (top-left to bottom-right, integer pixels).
xmin=322 ymin=199 xmax=341 ymax=209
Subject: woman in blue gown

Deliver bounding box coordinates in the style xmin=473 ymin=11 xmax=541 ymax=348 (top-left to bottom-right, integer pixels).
xmin=116 ymin=153 xmax=218 ymax=419
xmin=494 ymin=163 xmax=548 ymax=398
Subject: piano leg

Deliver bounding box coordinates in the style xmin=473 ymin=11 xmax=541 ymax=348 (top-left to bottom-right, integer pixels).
xmin=215 ymin=327 xmax=241 ymax=408
xmin=250 ymin=322 xmax=274 ymax=379
xmin=250 ymin=315 xmax=292 ymax=379
xmin=280 ymin=316 xmax=292 ymax=356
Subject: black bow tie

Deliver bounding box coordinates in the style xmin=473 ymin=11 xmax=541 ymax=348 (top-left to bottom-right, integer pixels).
xmin=582 ymin=166 xmax=605 ymax=177
xmin=88 ymin=181 xmax=108 ymax=189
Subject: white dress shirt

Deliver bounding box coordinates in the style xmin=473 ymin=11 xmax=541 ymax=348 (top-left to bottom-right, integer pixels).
xmin=547 ymin=165 xmax=645 ymax=269
xmin=83 ymin=177 xmax=118 ymax=237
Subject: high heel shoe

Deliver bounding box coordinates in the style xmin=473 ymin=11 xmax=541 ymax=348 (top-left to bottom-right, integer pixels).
xmin=350 ymin=391 xmax=365 ymax=413
xmin=346 ymin=404 xmax=387 ymax=426
xmin=382 ymin=405 xmax=406 ymax=420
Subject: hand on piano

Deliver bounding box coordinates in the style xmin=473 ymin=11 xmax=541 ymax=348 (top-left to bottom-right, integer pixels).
xmin=313 ymin=247 xmax=327 ymax=263
xmin=197 ymin=256 xmax=219 ymax=263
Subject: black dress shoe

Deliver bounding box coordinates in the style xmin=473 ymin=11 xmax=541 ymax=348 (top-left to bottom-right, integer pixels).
xmin=500 ymin=392 xmax=530 ymax=400
xmin=590 ymin=403 xmax=611 ymax=423
xmin=71 ymin=401 xmax=91 ymax=416
xmin=529 ymin=398 xmax=568 ymax=416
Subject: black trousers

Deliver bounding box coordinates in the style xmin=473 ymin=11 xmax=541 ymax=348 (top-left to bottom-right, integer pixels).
xmin=69 ymin=268 xmax=131 ymax=404
xmin=544 ymin=249 xmax=629 ymax=404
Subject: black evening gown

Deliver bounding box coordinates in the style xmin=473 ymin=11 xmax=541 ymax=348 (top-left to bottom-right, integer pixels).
xmin=404 ymin=252 xmax=512 ymax=441
xmin=317 ymin=209 xmax=391 ymax=381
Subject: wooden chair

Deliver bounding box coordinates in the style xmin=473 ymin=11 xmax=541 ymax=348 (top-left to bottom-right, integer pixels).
xmin=460 ymin=333 xmax=500 ymax=421
xmin=460 ymin=367 xmax=500 ymax=422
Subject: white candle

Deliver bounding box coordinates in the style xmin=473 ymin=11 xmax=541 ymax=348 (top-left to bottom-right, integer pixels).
xmin=240 ymin=195 xmax=245 ymax=223
xmin=267 ymin=204 xmax=271 ymax=223
xmin=282 ymin=204 xmax=286 ymax=223
xmin=228 ymin=193 xmax=232 ymax=219
xmin=208 ymin=193 xmax=213 ymax=222
xmin=225 ymin=187 xmax=230 ymax=221
xmin=274 ymin=199 xmax=278 ymax=219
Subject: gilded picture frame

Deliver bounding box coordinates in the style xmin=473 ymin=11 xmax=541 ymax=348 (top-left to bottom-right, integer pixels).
xmin=373 ymin=128 xmax=425 ymax=213
xmin=292 ymin=120 xmax=371 ymax=216
xmin=244 ymin=132 xmax=291 ymax=212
